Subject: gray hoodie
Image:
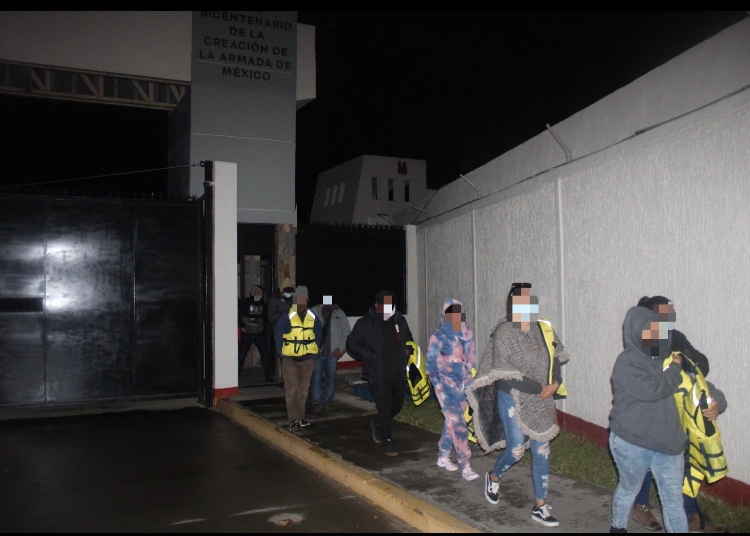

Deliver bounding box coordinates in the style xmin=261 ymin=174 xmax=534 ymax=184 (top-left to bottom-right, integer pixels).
xmin=311 ymin=303 xmax=351 ymax=357
xmin=609 ymin=306 xmax=687 ymax=455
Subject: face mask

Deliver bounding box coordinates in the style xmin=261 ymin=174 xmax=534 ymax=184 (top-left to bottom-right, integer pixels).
xmin=283 ymin=292 xmax=293 ymax=299
xmin=659 ymin=321 xmax=675 ymax=331
xmin=512 ymin=303 xmax=539 ymax=322
xmin=382 ymin=303 xmax=394 ymax=319
xmin=253 ymin=295 xmax=261 ymax=302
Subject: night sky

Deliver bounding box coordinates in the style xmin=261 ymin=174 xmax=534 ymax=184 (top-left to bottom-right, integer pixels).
xmin=1 ymin=11 xmax=747 ymax=223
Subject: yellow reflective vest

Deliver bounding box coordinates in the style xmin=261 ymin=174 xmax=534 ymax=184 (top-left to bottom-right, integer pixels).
xmin=281 ymin=308 xmax=319 ymax=358
xmin=538 ymin=319 xmax=568 ymax=399
xmin=406 ymin=341 xmax=431 ymax=406
xmin=663 ymin=352 xmax=728 ymax=497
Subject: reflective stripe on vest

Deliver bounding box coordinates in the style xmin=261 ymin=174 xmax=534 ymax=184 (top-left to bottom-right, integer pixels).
xmin=664 ymin=352 xmax=728 ymax=497
xmin=538 ymin=319 xmax=568 ymax=398
xmin=281 ymin=308 xmax=319 ymax=357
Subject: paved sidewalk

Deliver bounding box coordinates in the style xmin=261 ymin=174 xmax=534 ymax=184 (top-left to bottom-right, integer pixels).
xmin=219 ymin=371 xmax=659 ymax=533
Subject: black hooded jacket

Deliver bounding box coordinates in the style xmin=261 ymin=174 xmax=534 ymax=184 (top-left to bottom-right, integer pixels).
xmin=346 ymin=306 xmax=413 ymax=384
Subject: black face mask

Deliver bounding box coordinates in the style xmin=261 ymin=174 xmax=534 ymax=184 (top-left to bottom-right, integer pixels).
xmin=649 ymin=339 xmax=671 ymax=358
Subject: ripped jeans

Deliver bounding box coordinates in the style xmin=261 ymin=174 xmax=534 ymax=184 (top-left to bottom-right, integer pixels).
xmin=491 ymin=390 xmax=550 ymax=501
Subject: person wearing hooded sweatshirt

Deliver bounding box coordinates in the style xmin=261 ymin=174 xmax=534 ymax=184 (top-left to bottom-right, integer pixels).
xmin=346 ymin=289 xmax=413 ymax=457
xmin=425 ymin=298 xmax=479 ymax=481
xmin=608 ymin=305 xmax=688 ymax=533
xmin=465 ymin=282 xmax=568 ymax=528
xmin=629 ymin=296 xmax=728 ymax=533
xmin=310 ymin=294 xmax=352 ymax=413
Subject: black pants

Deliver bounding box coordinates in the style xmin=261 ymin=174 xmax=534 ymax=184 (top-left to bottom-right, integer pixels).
xmin=238 ymin=331 xmax=273 ymax=380
xmin=369 ymin=375 xmax=405 ymax=440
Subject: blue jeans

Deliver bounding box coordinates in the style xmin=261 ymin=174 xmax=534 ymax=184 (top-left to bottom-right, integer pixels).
xmin=636 ymin=465 xmax=699 ymax=516
xmin=311 ymin=353 xmax=337 ymax=405
xmin=609 ymin=432 xmax=688 ymax=532
xmin=491 ymin=390 xmax=550 ymax=501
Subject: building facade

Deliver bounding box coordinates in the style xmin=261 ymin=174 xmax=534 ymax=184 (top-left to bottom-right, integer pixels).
xmin=310 ymin=155 xmax=433 ymax=226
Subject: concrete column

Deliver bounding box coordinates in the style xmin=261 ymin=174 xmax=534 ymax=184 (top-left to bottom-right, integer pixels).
xmin=212 ymin=161 xmax=238 ymax=399
xmin=275 ymin=223 xmax=296 ymax=289
xmin=404 ymin=225 xmax=421 ymax=348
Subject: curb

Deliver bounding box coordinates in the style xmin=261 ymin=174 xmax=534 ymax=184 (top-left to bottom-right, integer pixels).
xmin=216 ymin=398 xmax=480 ymax=533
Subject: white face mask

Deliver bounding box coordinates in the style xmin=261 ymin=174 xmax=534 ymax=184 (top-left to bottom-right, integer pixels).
xmin=283 ymin=292 xmax=293 ymax=299
xmin=382 ymin=303 xmax=394 ymax=319
xmin=253 ymin=295 xmax=262 ymax=302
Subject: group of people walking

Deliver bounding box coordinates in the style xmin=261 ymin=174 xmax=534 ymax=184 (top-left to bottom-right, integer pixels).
xmin=430 ymin=283 xmax=568 ymax=527
xmin=427 ymin=284 xmax=727 ymax=532
xmin=238 ymin=278 xmax=352 ymax=432
xmin=241 ymin=278 xmax=729 ymax=532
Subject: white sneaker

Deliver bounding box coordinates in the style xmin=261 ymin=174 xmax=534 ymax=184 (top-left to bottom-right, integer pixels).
xmin=462 ymin=465 xmax=480 ymax=481
xmin=437 ymin=457 xmax=459 ymax=471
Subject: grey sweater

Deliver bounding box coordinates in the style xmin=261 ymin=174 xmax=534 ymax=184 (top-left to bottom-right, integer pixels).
xmin=609 ymin=306 xmax=687 ymax=455
xmin=466 ymin=319 xmax=569 ymax=451
xmin=310 ymin=304 xmax=351 ymax=356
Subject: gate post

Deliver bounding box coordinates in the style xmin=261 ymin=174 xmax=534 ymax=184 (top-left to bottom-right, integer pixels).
xmin=210 ymin=161 xmax=239 ymax=401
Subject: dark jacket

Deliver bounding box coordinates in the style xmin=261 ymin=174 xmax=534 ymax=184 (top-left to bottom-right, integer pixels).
xmin=671 ymin=329 xmax=709 ymax=376
xmin=346 ymin=307 xmax=413 ymax=384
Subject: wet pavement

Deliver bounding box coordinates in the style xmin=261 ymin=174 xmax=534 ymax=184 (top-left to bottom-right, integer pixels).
xmin=222 ymin=368 xmax=659 ymax=533
xmin=0 ymin=366 xmax=660 ymax=533
xmin=0 ymin=394 xmax=416 ymax=532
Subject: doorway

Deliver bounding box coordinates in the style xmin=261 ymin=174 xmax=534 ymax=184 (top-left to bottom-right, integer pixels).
xmin=237 ymin=224 xmax=277 ymax=387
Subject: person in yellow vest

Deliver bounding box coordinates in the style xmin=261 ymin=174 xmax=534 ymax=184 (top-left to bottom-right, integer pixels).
xmin=274 ymin=285 xmax=322 ymax=433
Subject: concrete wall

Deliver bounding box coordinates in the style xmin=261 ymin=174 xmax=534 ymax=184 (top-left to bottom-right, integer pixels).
xmin=0 ymin=11 xmax=192 ymax=81
xmin=414 ymin=19 xmax=750 ymax=489
xmin=310 ymin=156 xmax=363 ymax=224
xmin=187 ymin=11 xmax=298 ymax=225
xmin=404 ymin=20 xmax=750 ymax=226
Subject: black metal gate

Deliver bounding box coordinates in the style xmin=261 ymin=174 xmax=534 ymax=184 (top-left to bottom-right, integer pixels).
xmin=0 ymin=193 xmax=205 ymax=407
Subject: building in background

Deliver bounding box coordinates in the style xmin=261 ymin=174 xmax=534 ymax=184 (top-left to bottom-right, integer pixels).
xmin=310 ymin=155 xmax=433 ymax=226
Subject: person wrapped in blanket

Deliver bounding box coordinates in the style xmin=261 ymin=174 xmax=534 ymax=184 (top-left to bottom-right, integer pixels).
xmin=425 ymin=298 xmax=479 ymax=482
xmin=465 ymin=282 xmax=569 ymax=528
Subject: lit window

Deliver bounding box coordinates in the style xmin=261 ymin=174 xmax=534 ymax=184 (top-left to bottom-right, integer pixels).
xmin=338 ymin=183 xmax=346 ymax=203
xmin=388 ymin=179 xmax=394 ymax=201
xmin=404 ymin=180 xmax=410 ymax=202
xmin=372 ymin=177 xmax=378 ymax=200
xmin=324 ymin=187 xmax=331 ymax=207
xmin=331 ymin=185 xmax=338 ymax=205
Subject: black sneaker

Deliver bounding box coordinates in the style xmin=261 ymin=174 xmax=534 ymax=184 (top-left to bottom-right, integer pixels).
xmin=299 ymin=419 xmax=311 ymax=428
xmin=371 ymin=417 xmax=383 ymax=444
xmin=531 ymin=504 xmax=559 ymax=527
xmin=484 ymin=472 xmax=500 ymax=504
xmin=382 ymin=438 xmax=399 ymax=456
xmin=287 ymin=420 xmax=300 ymax=432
